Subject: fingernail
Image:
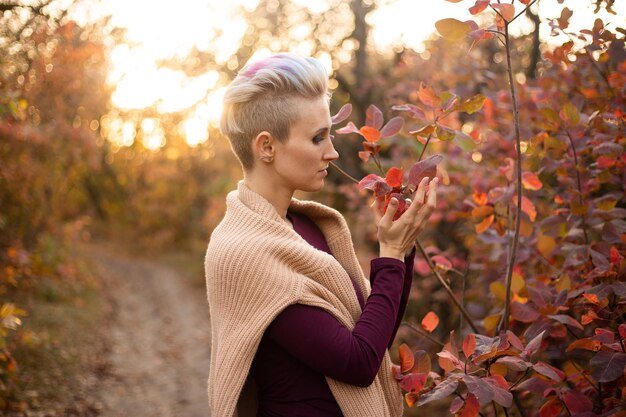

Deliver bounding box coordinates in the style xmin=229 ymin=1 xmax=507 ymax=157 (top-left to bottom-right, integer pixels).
xmin=390 ymin=197 xmax=398 ymax=204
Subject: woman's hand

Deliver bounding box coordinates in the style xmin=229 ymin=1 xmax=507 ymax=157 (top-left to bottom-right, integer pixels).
xmin=376 ymin=177 xmax=438 ymax=261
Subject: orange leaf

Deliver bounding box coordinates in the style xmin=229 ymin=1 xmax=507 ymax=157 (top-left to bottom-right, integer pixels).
xmin=399 ymin=343 xmax=415 ymax=373
xmin=385 ymin=167 xmax=404 ymax=188
xmin=360 ymin=126 xmax=381 ymax=143
xmin=472 ymin=205 xmax=494 ymax=218
xmin=460 ymin=393 xmax=480 ymax=417
xmin=463 ymin=333 xmax=476 ymax=358
xmin=405 ymin=392 xmax=419 ymax=407
xmin=513 ymin=195 xmax=537 ymax=222
xmin=469 ymin=0 xmax=490 ymax=15
xmin=422 ymin=311 xmax=440 ymax=333
xmin=522 ymin=171 xmax=543 ymax=190
xmin=475 ymin=214 xmax=495 ymax=234
xmin=581 ymin=310 xmax=600 ymax=325
xmin=492 ymin=3 xmax=515 ymax=21
xmin=473 ymin=191 xmax=488 ymax=206
xmin=435 ymin=18 xmax=472 ymax=41
xmin=566 ymin=338 xmax=602 ymax=352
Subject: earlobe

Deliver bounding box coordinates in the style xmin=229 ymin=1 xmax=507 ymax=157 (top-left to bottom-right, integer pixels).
xmin=254 ymin=131 xmax=275 ymax=163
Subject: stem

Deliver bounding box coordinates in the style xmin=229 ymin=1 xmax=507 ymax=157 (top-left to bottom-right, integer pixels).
xmin=511 ymin=0 xmax=538 ymax=23
xmin=492 ymin=401 xmax=499 ymax=417
xmin=513 ymin=394 xmax=527 ymax=417
xmin=564 ymin=130 xmax=590 ymax=245
xmin=402 ymin=321 xmax=445 ymax=347
xmin=570 ymin=360 xmax=599 ymax=392
xmin=329 ymin=161 xmax=359 ymax=184
xmin=416 ymin=240 xmax=479 ymax=333
xmin=418 ymin=133 xmax=433 ymax=162
xmin=373 ymin=154 xmax=386 ymax=176
xmin=499 ymin=21 xmax=523 ymax=334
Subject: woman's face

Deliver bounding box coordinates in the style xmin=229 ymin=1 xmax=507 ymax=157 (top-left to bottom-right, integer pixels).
xmin=272 ymin=95 xmax=339 ymax=193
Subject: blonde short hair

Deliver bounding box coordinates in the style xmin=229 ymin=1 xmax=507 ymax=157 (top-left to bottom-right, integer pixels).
xmin=220 ymin=53 xmax=329 ymax=170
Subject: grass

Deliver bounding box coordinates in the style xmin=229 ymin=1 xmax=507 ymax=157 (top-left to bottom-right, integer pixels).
xmin=3 ymin=252 xmax=109 ymax=416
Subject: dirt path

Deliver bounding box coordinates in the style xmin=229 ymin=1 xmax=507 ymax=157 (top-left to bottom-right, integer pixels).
xmin=86 ymin=245 xmax=212 ymax=417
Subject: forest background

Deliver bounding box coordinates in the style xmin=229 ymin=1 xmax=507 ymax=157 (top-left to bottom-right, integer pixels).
xmin=0 ymin=0 xmax=624 ymax=416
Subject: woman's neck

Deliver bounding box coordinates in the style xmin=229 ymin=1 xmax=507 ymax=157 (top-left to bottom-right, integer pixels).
xmin=243 ymin=172 xmax=293 ymax=220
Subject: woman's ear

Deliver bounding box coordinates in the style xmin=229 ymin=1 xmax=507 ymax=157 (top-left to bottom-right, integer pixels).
xmin=253 ymin=131 xmax=275 ymax=163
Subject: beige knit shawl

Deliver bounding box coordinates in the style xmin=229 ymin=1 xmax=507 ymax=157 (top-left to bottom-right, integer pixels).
xmin=205 ymin=181 xmax=403 ymax=417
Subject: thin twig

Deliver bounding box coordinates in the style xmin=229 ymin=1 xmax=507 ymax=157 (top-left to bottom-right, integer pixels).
xmin=416 ymin=241 xmax=479 ymax=333
xmin=402 ymin=321 xmax=445 ymax=348
xmin=417 ymin=133 xmax=433 ymax=162
xmin=564 ymin=130 xmax=590 ymax=245
xmin=498 ymin=21 xmax=523 ymax=334
xmin=329 ymin=161 xmax=359 ymax=184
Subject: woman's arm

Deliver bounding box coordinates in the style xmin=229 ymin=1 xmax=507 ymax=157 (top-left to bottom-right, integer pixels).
xmin=265 ymin=258 xmax=405 ymax=388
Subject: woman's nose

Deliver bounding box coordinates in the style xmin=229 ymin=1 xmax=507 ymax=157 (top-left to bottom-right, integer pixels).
xmin=325 ymin=140 xmax=339 ymax=161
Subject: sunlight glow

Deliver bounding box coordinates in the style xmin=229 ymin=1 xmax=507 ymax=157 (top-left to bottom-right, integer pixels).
xmin=183 ymin=117 xmax=209 ymax=147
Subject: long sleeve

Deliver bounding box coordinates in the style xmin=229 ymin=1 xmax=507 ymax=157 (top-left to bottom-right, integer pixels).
xmin=264 ymin=257 xmax=406 ymax=388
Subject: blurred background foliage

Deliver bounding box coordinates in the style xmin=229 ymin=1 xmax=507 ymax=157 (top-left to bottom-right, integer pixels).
xmin=0 ymin=0 xmax=623 ymax=413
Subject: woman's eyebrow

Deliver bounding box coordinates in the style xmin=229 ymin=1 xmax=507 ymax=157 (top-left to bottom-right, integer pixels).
xmin=312 ymin=127 xmax=330 ymax=135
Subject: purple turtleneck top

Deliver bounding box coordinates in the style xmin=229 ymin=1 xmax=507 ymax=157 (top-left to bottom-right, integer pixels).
xmin=249 ymin=210 xmax=415 ymax=417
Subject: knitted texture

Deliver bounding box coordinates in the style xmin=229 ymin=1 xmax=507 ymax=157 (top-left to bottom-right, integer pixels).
xmin=205 ymin=181 xmax=403 ymax=417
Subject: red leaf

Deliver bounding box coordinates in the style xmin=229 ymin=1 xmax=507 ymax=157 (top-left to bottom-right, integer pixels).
xmin=358 ymin=151 xmax=370 ymax=162
xmin=399 ymin=343 xmax=415 ymax=373
xmin=399 ymin=372 xmax=427 ymax=393
xmin=523 ymin=330 xmax=546 ymax=357
xmin=492 ymin=3 xmax=515 ymax=21
xmin=331 ymin=103 xmax=352 ymax=125
xmin=416 ymin=377 xmax=459 ymax=407
xmin=413 ymin=350 xmax=431 ymax=374
xmin=496 ymin=356 xmax=531 ymax=371
xmin=483 ymin=375 xmax=512 ymax=407
xmin=335 ymin=121 xmax=360 ymax=135
xmin=360 ymin=126 xmax=381 ymax=143
xmin=619 ymin=324 xmax=626 ymax=339
xmin=610 ymin=246 xmax=624 ymax=265
xmin=365 ymin=104 xmax=384 ymax=129
xmin=459 ymin=393 xmax=480 ymax=417
xmin=385 ymin=167 xmax=404 ymax=188
xmin=437 ymin=350 xmax=464 ymax=370
xmin=469 ymin=0 xmax=490 ymax=15
xmin=358 ymin=174 xmax=391 ymax=197
xmin=431 ymin=255 xmax=452 ymax=272
xmin=533 ymin=361 xmax=565 ymax=382
xmin=590 ymin=351 xmax=626 ymax=383
xmin=511 ymin=301 xmax=540 ymax=323
xmin=380 ymin=116 xmax=404 ymax=138
xmin=562 ymin=389 xmax=593 ymax=414
xmin=422 ymin=311 xmax=440 ymax=333
xmin=407 ymin=154 xmax=443 ymax=191
xmin=506 ymin=330 xmax=524 ymax=351
xmin=417 ymin=82 xmax=441 ymax=107
xmin=392 ymin=104 xmax=426 ymax=119
xmin=462 ymin=375 xmax=494 ymax=405
xmin=539 ymin=397 xmax=563 ymax=417
xmin=522 ymin=171 xmax=543 ymax=190
xmin=463 ymin=333 xmax=476 ymax=358
xmin=547 ymin=314 xmax=584 ymax=330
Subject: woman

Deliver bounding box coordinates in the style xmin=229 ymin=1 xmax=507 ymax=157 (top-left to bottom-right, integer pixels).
xmin=205 ymin=53 xmax=437 ymax=417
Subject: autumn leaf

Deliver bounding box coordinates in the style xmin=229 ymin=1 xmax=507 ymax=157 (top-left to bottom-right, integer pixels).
xmin=358 ymin=174 xmax=391 ymax=197
xmin=533 ymin=361 xmax=565 ymax=382
xmin=385 ymin=167 xmax=404 ymax=188
xmin=522 ymin=171 xmax=543 ymax=190
xmin=399 ymin=373 xmax=427 ymax=393
xmin=460 ymin=393 xmax=480 ymax=417
xmin=458 ymin=94 xmax=487 ymax=114
xmin=416 ymin=377 xmax=459 ymax=407
xmin=435 ymin=18 xmax=472 ymax=41
xmin=590 ymin=351 xmax=626 ymax=382
xmin=365 ymin=104 xmax=384 ymax=129
xmin=422 ymin=311 xmax=440 ymax=333
xmin=566 ymin=338 xmax=602 ymax=352
xmin=416 ymin=82 xmax=441 ymax=107
xmin=406 ymin=154 xmax=442 ymax=191
xmin=336 ymin=121 xmax=360 ymax=135
xmin=380 ymin=116 xmax=404 ymax=138
xmin=475 ymin=214 xmax=494 ymax=234
xmin=331 ymin=103 xmax=352 ymax=125
xmin=463 ymin=333 xmax=476 ymax=358
xmin=491 ymin=3 xmax=515 ymax=22
xmin=398 ymin=343 xmax=414 ymax=373
xmin=360 ymin=126 xmax=381 ymax=143
xmin=469 ymin=0 xmax=490 ymax=15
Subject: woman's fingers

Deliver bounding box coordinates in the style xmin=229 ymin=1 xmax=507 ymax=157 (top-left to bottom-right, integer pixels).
xmin=379 ymin=197 xmax=399 ymax=229
xmin=414 ymin=176 xmax=429 ymax=205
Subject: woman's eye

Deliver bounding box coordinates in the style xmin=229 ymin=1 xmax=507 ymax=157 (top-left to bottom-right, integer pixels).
xmin=312 ymin=134 xmax=325 ymax=144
